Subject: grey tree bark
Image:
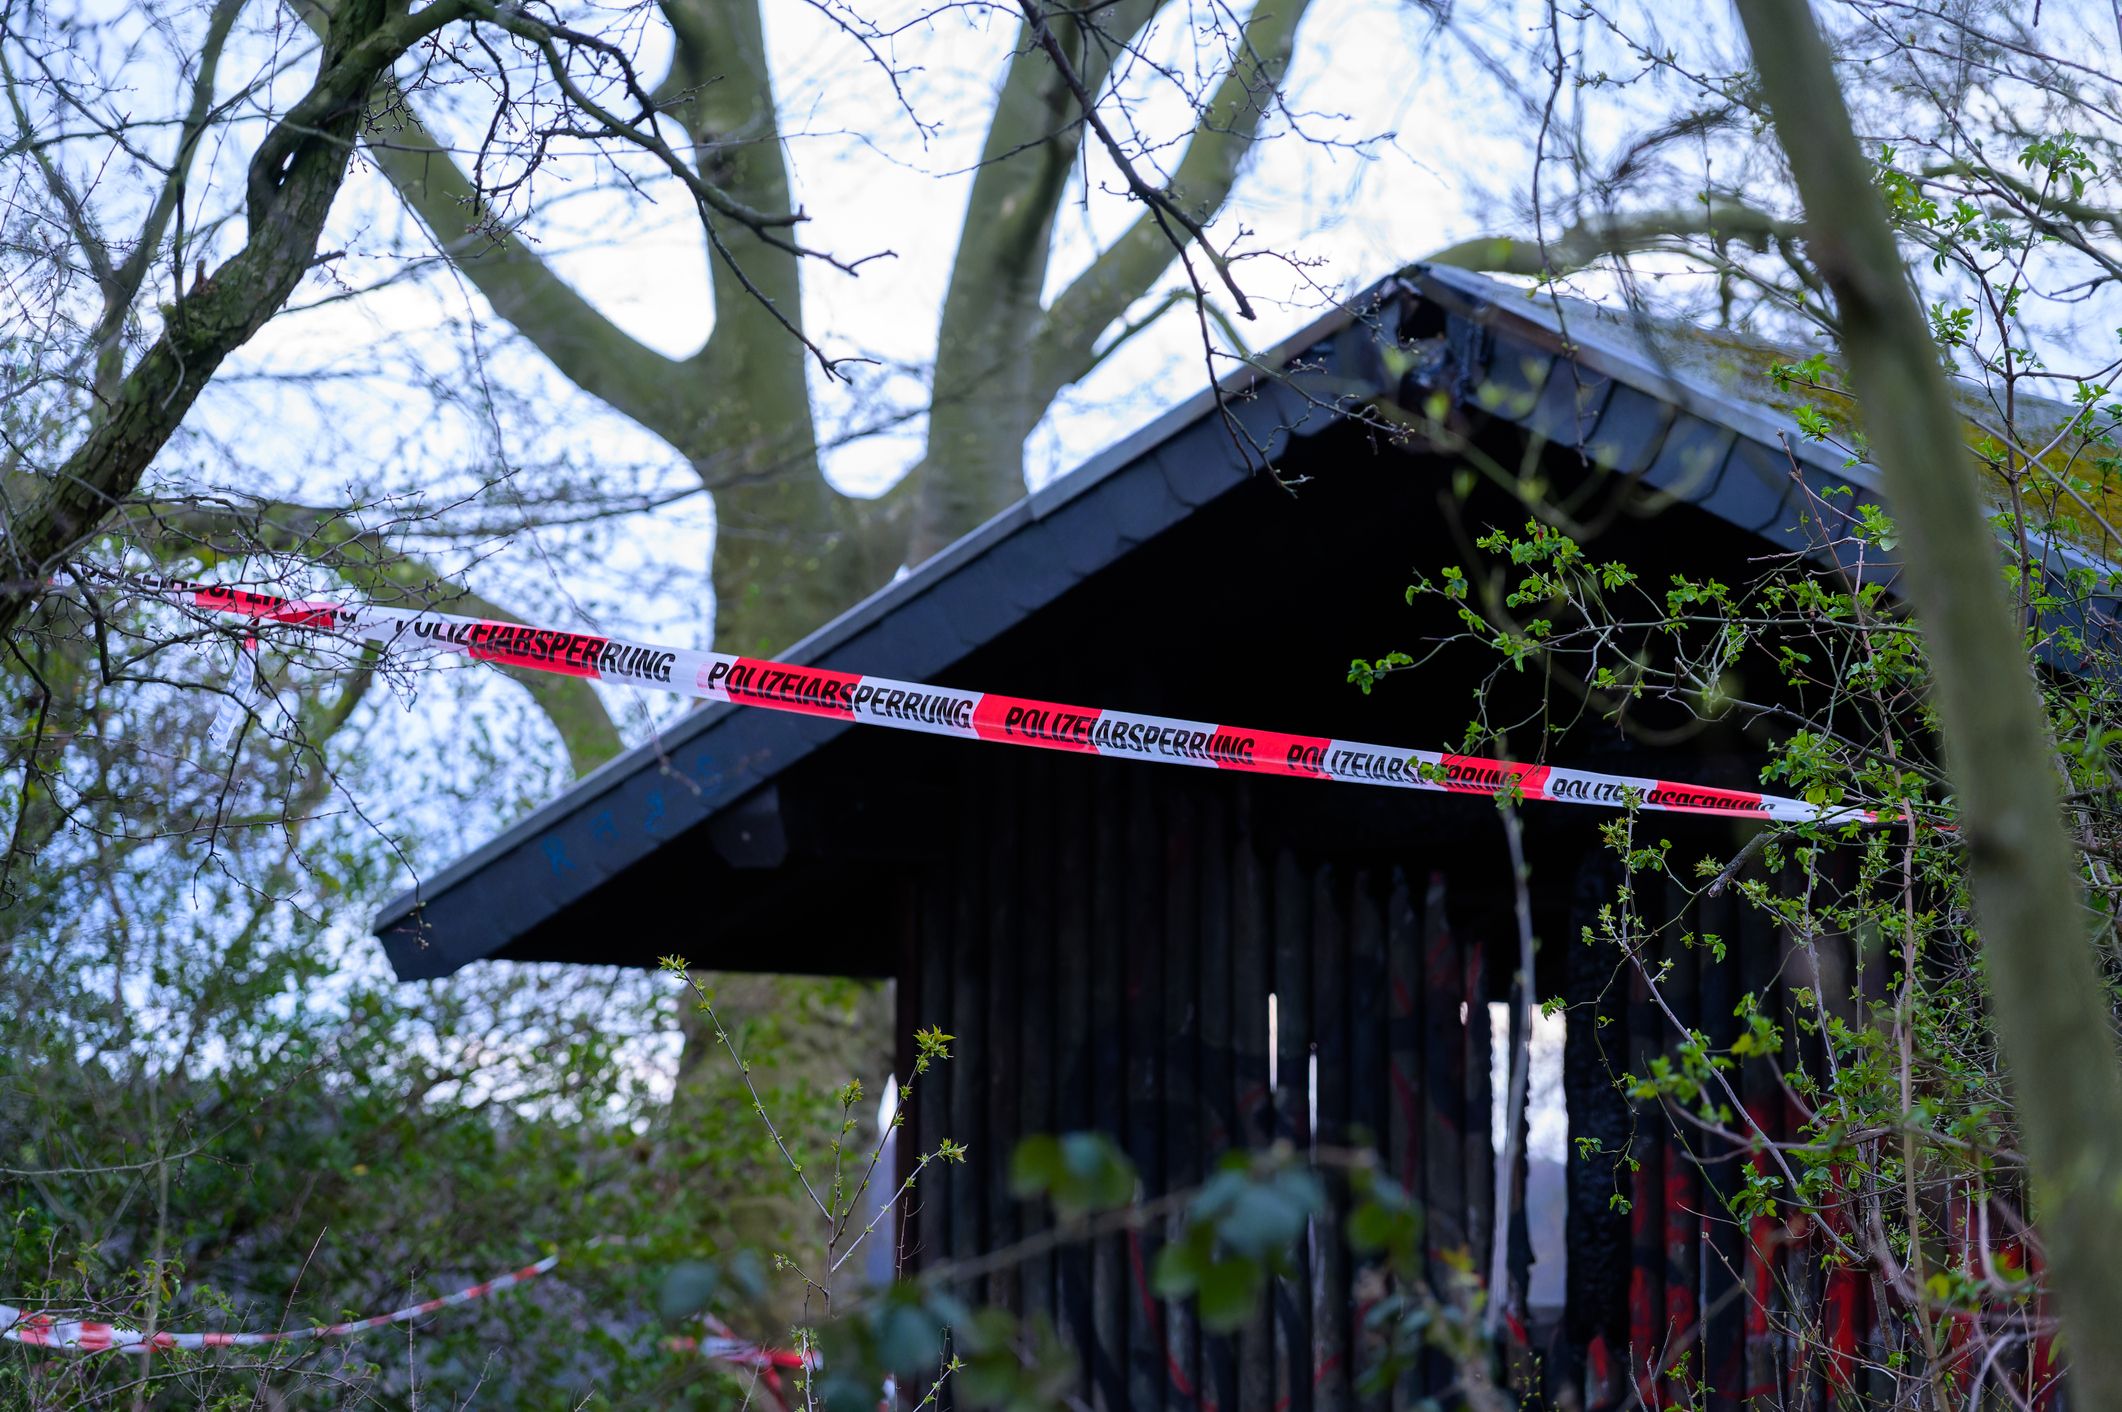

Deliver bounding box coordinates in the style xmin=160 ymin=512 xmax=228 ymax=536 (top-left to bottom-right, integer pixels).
xmin=368 ymin=0 xmax=1314 ymax=655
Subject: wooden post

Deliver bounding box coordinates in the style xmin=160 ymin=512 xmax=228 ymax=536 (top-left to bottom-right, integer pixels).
xmin=1234 ymin=806 xmax=1277 ymax=1408
xmin=1312 ymin=864 xmax=1353 ymax=1409
xmin=1163 ymin=787 xmax=1203 ymax=1409
xmin=1124 ymin=775 xmax=1167 ymax=1412
xmin=1273 ymin=848 xmax=1314 ymax=1412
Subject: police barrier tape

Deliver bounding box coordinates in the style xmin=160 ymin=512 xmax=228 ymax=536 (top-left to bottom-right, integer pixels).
xmin=107 ymin=572 xmax=1876 ymax=827
xmin=0 ymin=1256 xmax=563 ymax=1354
xmin=0 ymin=1252 xmax=809 ymax=1380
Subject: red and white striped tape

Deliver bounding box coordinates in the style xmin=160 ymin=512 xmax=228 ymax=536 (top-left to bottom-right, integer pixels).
xmin=0 ymin=1255 xmax=560 ymax=1354
xmin=104 ymin=572 xmax=1876 ymax=826
xmin=1 ymin=1252 xmax=805 ymax=1377
xmin=666 ymin=1309 xmax=812 ymax=1371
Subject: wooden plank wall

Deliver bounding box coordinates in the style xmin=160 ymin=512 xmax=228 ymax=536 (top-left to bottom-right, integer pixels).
xmin=1562 ymin=851 xmax=1834 ymax=1412
xmin=909 ymin=756 xmax=2074 ymax=1412
xmin=905 ymin=755 xmax=1495 ymax=1411
xmin=906 ymin=757 xmax=2067 ymax=1410
xmin=1561 ymin=853 xmax=2061 ymax=1412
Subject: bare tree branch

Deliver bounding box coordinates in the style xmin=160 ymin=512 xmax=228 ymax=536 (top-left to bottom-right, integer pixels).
xmin=0 ymin=0 xmax=481 ymax=641
xmin=1422 ymin=199 xmax=1801 ymax=279
xmin=1015 ymin=0 xmax=1259 ymax=321
xmin=1029 ymin=0 xmax=1313 ymax=410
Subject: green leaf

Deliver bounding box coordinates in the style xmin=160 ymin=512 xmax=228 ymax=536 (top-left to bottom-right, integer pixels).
xmin=1193 ymin=1256 xmax=1265 ymax=1331
xmin=1009 ymin=1131 xmax=1137 ymax=1216
xmin=656 ymin=1260 xmax=719 ymax=1322
xmin=875 ymin=1298 xmax=947 ymax=1375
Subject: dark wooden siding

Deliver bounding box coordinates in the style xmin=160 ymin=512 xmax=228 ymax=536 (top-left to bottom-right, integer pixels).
xmin=902 ymin=754 xmax=1499 ymax=1409
xmin=893 ymin=745 xmax=2059 ymax=1411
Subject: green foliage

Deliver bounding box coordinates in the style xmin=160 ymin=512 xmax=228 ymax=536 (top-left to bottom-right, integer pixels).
xmin=1152 ymin=1156 xmax=1324 ymax=1331
xmin=1372 ymin=200 xmax=2122 ymax=1398
xmin=1007 ymin=1132 xmax=1136 ymax=1217
xmin=1 ymin=910 xmax=850 ymax=1409
xmin=1348 ymin=650 xmax=1413 ymax=695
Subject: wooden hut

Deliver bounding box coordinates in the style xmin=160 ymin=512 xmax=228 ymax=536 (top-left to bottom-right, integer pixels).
xmin=370 ymin=267 xmax=2109 ymax=1409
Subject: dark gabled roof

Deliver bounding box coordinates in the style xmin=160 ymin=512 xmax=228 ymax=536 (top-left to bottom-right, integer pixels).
xmin=372 ymin=264 xmax=2119 ymax=981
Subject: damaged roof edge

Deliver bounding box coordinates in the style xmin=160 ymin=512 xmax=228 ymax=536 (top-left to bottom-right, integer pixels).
xmin=370 ymin=262 xmax=2122 ymax=970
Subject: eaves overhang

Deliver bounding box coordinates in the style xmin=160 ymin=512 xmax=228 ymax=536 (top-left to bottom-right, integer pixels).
xmin=372 ymin=264 xmax=2120 ymax=979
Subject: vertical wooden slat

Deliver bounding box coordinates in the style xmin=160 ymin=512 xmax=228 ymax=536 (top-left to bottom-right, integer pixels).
xmin=1020 ymin=755 xmax=1058 ymax=1333
xmin=1663 ymin=895 xmax=1701 ymax=1404
xmin=1420 ymin=872 xmax=1462 ymax=1402
xmin=1465 ymin=920 xmax=1494 ymax=1328
xmin=1348 ymin=868 xmax=1390 ymax=1412
xmin=1628 ymin=916 xmax=1667 ymax=1410
xmin=1565 ymin=850 xmax=1629 ymax=1412
xmin=1312 ymin=865 xmax=1352 ymax=1411
xmin=1198 ymin=794 xmax=1240 ymax=1411
xmin=1234 ymin=811 xmax=1276 ymax=1410
xmin=1422 ymin=871 xmax=1466 ymax=1268
xmin=1782 ymin=918 xmax=1823 ymax=1412
xmin=1386 ymin=869 xmax=1423 ymax=1198
xmin=1163 ymin=787 xmax=1203 ymax=1411
xmin=949 ymin=768 xmax=989 ymax=1290
xmin=915 ymin=865 xmax=954 ymax=1278
xmin=1503 ymin=971 xmax=1533 ymax=1345
xmin=987 ymin=758 xmax=1023 ymax=1316
xmin=1272 ymin=848 xmax=1314 ymax=1412
xmin=1125 ymin=774 xmax=1167 ymax=1412
xmin=1348 ymin=869 xmax=1388 ymax=1160
xmin=1091 ymin=770 xmax=1128 ymax=1412
xmin=1385 ymin=867 xmax=1424 ymax=1412
xmin=1054 ymin=761 xmax=1097 ymax=1406
xmin=1737 ymin=890 xmax=1783 ymax=1412
xmin=1697 ymin=885 xmax=1744 ymax=1412
xmin=894 ymin=889 xmax=920 ymax=1286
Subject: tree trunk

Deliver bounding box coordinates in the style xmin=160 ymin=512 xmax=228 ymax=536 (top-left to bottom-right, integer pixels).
xmin=1736 ymin=3 xmax=2122 ymax=1403
xmin=705 ymin=473 xmax=906 ymax=654
xmin=914 ymin=3 xmax=1161 ymax=563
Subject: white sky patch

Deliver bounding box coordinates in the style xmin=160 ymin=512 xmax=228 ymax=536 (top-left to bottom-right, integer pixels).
xmin=1491 ymin=1000 xmax=1568 ymax=1310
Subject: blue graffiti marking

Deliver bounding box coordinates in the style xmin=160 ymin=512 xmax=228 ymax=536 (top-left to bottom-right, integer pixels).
xmin=688 ymin=749 xmax=723 ymax=792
